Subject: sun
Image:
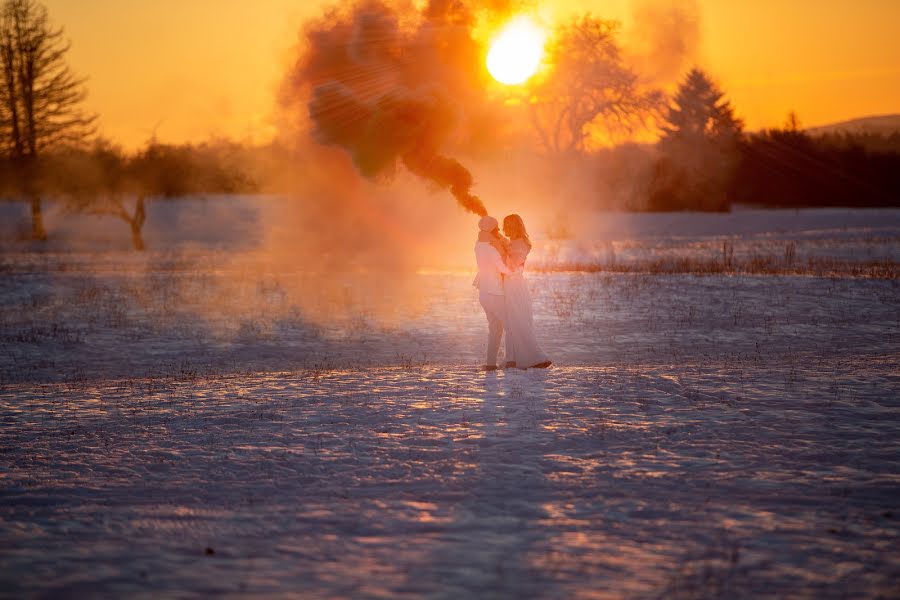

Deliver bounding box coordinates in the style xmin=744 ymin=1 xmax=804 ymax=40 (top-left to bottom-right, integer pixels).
xmin=486 ymin=16 xmax=546 ymax=85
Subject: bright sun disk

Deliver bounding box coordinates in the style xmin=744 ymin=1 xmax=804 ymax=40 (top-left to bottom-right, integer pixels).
xmin=486 ymin=16 xmax=546 ymax=85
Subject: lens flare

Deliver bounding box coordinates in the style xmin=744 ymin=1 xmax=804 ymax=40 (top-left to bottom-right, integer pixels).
xmin=486 ymin=16 xmax=546 ymax=85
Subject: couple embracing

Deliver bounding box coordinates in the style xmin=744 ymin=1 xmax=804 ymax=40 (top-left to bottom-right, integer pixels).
xmin=474 ymin=214 xmax=552 ymax=371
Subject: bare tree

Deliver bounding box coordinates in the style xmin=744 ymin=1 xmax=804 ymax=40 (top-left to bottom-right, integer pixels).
xmin=48 ymin=138 xmax=257 ymax=251
xmin=47 ymin=141 xmax=147 ymax=250
xmin=529 ymin=15 xmax=662 ymax=158
xmin=0 ymin=0 xmax=95 ymax=240
xmin=784 ymin=111 xmax=801 ymax=133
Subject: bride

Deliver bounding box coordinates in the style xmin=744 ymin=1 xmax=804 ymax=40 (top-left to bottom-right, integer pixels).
xmin=502 ymin=214 xmax=551 ymax=369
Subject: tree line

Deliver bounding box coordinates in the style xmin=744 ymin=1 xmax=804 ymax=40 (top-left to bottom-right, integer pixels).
xmin=520 ymin=14 xmax=900 ymax=213
xmin=2 ymin=0 xmax=899 ymax=250
xmin=0 ymin=0 xmax=259 ymax=248
xmin=648 ymin=72 xmax=900 ymax=211
xmin=730 ymin=120 xmax=900 ymax=209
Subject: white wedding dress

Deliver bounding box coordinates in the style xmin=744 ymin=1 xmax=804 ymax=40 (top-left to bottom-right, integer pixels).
xmin=504 ymin=239 xmax=550 ymax=369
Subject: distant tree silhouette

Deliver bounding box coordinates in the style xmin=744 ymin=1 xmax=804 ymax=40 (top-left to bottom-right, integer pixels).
xmin=0 ymin=0 xmax=95 ymax=239
xmin=649 ymin=67 xmax=743 ymax=211
xmin=529 ymin=16 xmax=662 ymax=158
xmin=816 ymin=130 xmax=900 ymax=154
xmin=660 ymin=68 xmax=742 ymax=144
xmin=129 ymin=140 xmax=253 ymax=199
xmin=784 ymin=110 xmax=802 ymax=133
xmin=732 ymin=121 xmax=900 ymax=208
xmin=44 ymin=139 xmax=257 ymax=250
xmin=45 ymin=141 xmax=148 ymax=249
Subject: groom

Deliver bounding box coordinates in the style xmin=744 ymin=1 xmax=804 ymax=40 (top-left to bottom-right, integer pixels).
xmin=474 ymin=216 xmax=511 ymax=371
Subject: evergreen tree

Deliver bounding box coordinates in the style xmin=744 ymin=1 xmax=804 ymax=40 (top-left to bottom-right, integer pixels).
xmin=660 ymin=68 xmax=743 ymax=146
xmin=650 ymin=68 xmax=743 ymax=211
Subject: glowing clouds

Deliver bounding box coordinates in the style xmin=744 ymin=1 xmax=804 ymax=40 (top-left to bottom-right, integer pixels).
xmin=486 ymin=16 xmax=546 ymax=85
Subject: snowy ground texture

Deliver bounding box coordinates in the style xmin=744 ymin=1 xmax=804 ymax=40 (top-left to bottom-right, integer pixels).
xmin=1 ymin=207 xmax=900 ymax=598
xmin=3 ymin=361 xmax=900 ymax=599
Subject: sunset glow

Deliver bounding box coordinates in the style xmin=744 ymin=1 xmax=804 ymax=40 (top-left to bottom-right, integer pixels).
xmin=39 ymin=0 xmax=900 ymax=146
xmin=486 ymin=16 xmax=546 ymax=85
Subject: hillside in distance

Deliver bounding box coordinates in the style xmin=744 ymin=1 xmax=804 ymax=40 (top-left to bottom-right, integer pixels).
xmin=806 ymin=114 xmax=900 ymax=136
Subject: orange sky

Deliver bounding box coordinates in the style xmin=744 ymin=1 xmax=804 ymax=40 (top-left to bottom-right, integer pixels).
xmin=45 ymin=0 xmax=900 ymax=149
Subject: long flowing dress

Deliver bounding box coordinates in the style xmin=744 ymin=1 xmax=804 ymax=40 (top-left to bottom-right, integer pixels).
xmin=504 ymin=239 xmax=550 ymax=369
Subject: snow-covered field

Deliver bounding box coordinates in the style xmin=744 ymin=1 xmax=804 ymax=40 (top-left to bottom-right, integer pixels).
xmin=1 ymin=207 xmax=899 ymax=598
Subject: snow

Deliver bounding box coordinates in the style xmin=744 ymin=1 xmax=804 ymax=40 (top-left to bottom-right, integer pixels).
xmin=1 ymin=207 xmax=899 ymax=597
xmin=2 ymin=363 xmax=898 ymax=597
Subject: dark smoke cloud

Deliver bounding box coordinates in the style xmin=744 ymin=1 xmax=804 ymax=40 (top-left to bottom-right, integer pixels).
xmin=288 ymin=1 xmax=505 ymax=217
xmin=309 ymin=82 xmax=487 ymax=216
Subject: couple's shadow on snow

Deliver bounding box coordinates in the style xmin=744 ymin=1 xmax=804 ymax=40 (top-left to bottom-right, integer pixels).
xmin=414 ymin=369 xmax=555 ymax=595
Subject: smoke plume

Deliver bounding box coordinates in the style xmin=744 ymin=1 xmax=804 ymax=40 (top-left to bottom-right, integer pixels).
xmin=309 ymin=82 xmax=487 ymax=216
xmin=626 ymin=0 xmax=701 ymax=85
xmin=295 ymin=1 xmax=497 ymax=217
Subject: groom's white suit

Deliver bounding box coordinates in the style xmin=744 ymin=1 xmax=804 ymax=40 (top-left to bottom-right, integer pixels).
xmin=474 ymin=217 xmax=510 ymax=368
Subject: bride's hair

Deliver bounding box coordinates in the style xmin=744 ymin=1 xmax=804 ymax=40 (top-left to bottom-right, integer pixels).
xmin=503 ymin=214 xmax=531 ymax=248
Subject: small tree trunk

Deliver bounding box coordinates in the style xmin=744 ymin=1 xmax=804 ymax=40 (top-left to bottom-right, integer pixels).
xmin=130 ymin=221 xmax=145 ymax=251
xmin=130 ymin=196 xmax=146 ymax=251
xmin=29 ymin=194 xmax=47 ymax=241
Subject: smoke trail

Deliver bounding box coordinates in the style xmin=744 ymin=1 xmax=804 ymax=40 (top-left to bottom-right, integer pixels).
xmin=297 ymin=1 xmax=490 ymax=217
xmin=401 ymin=152 xmax=485 ymax=217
